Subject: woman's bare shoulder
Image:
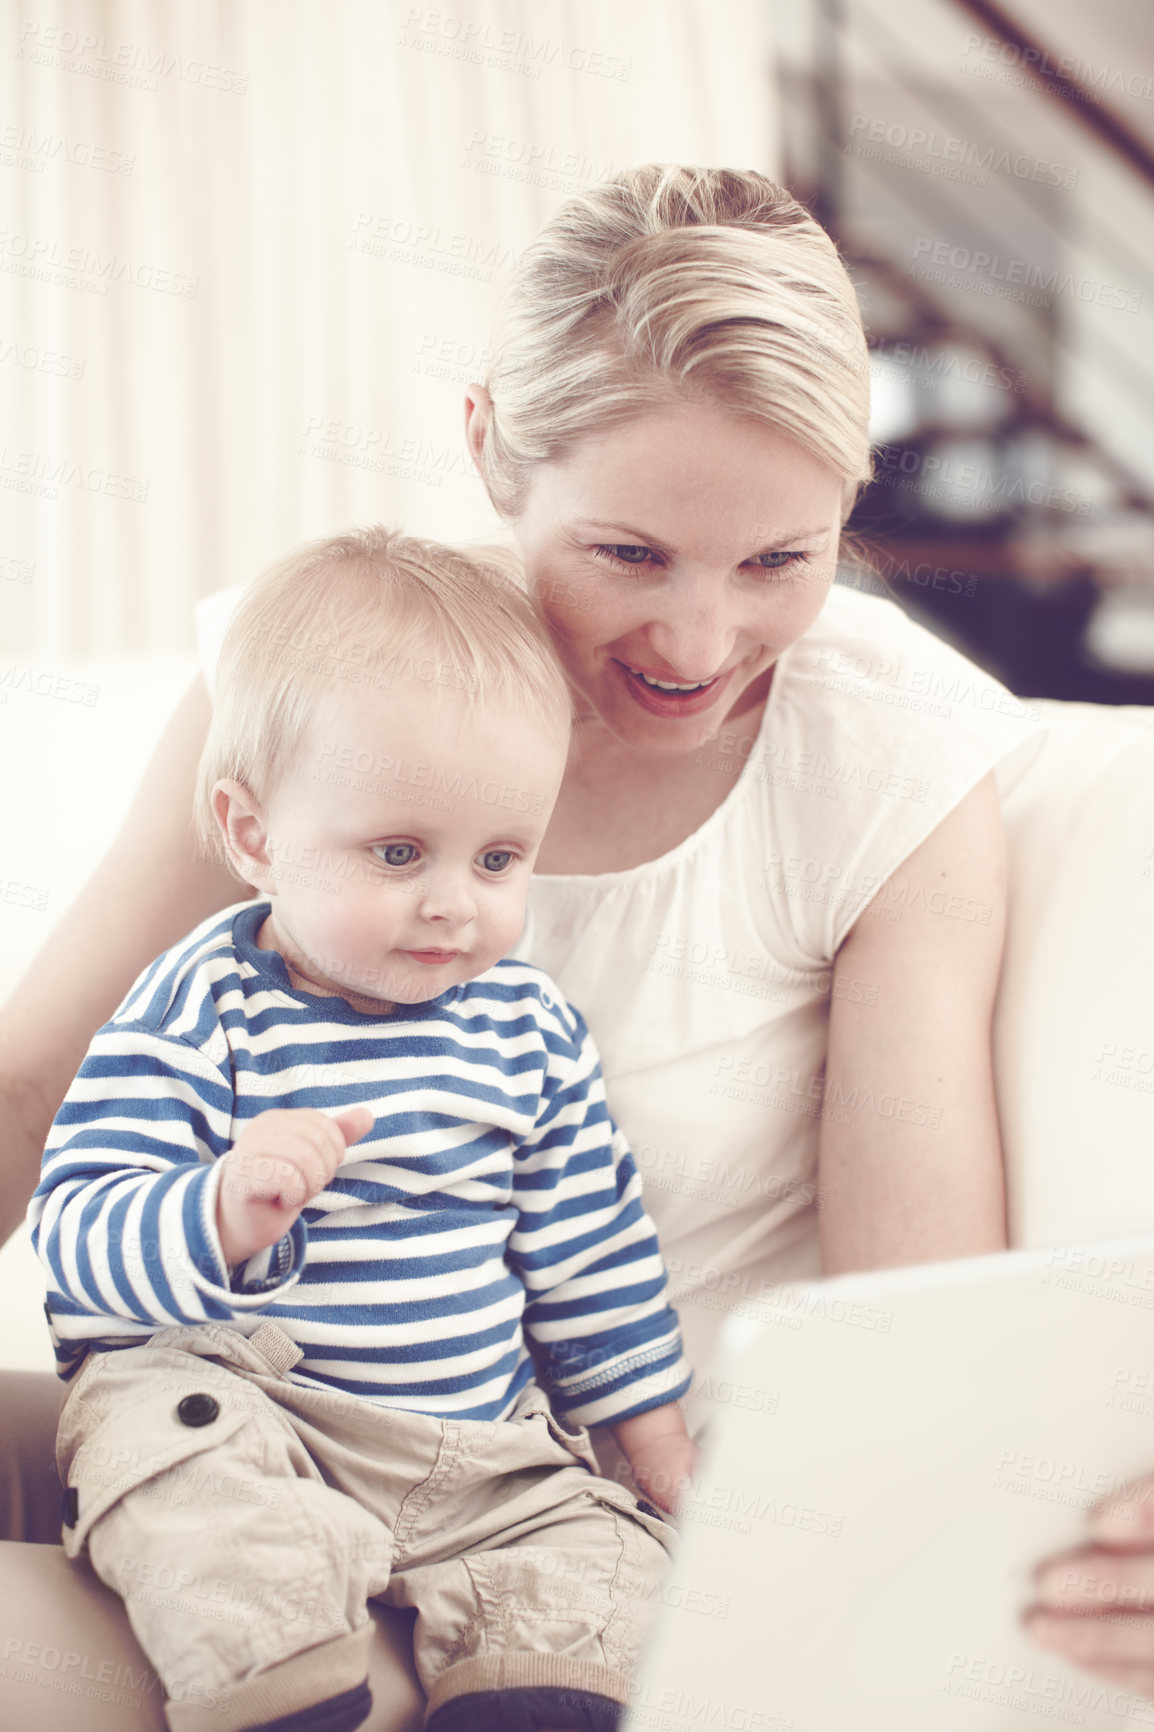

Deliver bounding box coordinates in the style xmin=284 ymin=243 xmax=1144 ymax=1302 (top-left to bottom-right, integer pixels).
xmin=834 ymin=770 xmax=1007 ymax=989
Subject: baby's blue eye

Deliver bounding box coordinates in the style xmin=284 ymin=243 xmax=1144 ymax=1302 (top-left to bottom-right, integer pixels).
xmin=480 ymin=850 xmax=514 ymax=873
xmin=374 ymin=842 xmax=418 ymax=867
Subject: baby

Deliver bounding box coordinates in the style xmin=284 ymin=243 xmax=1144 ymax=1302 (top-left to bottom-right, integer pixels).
xmin=29 ymin=528 xmax=695 ymax=1732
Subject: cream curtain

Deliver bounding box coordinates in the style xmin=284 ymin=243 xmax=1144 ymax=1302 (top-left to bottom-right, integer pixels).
xmin=2 ymin=0 xmax=779 ymax=656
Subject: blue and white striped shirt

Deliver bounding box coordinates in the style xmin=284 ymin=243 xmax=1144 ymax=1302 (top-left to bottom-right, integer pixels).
xmin=29 ymin=902 xmax=691 ymax=1425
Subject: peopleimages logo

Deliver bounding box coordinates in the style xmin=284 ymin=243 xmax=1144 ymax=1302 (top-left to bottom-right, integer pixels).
xmin=0 ymin=124 xmax=135 ymax=176
xmin=909 ymin=237 xmax=1142 ymax=314
xmin=870 ymin=336 xmax=1026 ymax=397
xmin=397 ymin=8 xmax=632 ymax=80
xmin=961 ymin=33 xmax=1154 ymax=103
xmin=0 ymin=232 xmax=198 ymax=298
xmin=0 ymin=336 xmax=85 ymax=380
xmin=944 ymin=1651 xmax=1154 ymax=1724
xmin=349 ymin=213 xmax=516 ymax=285
xmin=462 ymin=131 xmax=626 ymax=194
xmin=847 ymin=116 xmax=1077 ymax=188
xmin=873 ymin=441 xmax=1092 ymax=517
xmin=16 ymin=20 xmax=248 ymax=93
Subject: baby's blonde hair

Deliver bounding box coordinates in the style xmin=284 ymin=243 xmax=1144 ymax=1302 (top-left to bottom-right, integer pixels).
xmin=480 ymin=164 xmax=872 ymax=518
xmin=195 ymin=527 xmax=572 ymax=867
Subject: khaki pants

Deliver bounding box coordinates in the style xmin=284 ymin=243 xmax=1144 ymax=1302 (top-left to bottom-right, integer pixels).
xmin=55 ymin=1322 xmax=675 ymax=1732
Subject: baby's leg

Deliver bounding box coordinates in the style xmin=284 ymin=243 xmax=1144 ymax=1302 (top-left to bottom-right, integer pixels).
xmin=381 ymin=1383 xmax=674 ymax=1732
xmin=57 ymin=1331 xmax=396 ymax=1732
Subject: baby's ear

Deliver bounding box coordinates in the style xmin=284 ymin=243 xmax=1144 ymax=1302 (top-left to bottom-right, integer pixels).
xmin=212 ymin=779 xmax=274 ymax=888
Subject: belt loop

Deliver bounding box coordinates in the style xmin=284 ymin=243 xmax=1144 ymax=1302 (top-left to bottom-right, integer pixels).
xmin=247 ymin=1321 xmax=305 ymax=1375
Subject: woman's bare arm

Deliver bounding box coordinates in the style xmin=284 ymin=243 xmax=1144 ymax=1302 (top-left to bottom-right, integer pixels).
xmin=0 ymin=674 xmax=241 ymax=1245
xmin=817 ymin=771 xmax=1009 ymax=1274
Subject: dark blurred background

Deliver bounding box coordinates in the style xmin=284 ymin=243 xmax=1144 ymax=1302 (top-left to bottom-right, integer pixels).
xmin=775 ymin=0 xmax=1154 ymax=702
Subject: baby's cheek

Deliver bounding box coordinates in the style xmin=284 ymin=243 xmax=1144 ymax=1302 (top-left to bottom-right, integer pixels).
xmin=488 ymin=889 xmax=533 ymax=964
xmin=319 ymin=884 xmax=384 ymax=962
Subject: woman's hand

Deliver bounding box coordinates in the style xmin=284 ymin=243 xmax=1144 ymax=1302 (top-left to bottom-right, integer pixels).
xmin=1026 ymin=1477 xmax=1154 ymax=1694
xmin=216 ymin=1106 xmax=374 ymax=1265
xmin=611 ymin=1402 xmax=699 ymax=1515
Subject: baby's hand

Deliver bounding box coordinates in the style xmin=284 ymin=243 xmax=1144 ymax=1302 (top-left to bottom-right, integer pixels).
xmin=612 ymin=1402 xmax=700 ymax=1516
xmin=628 ymin=1431 xmax=700 ymax=1516
xmin=215 ymin=1106 xmax=374 ymax=1266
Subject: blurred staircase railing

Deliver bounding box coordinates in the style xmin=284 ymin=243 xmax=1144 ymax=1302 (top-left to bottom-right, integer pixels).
xmin=774 ymin=0 xmax=1154 ymax=697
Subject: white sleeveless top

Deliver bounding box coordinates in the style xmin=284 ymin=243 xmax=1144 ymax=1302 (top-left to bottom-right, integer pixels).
xmin=195 ymin=580 xmax=1047 ymax=1396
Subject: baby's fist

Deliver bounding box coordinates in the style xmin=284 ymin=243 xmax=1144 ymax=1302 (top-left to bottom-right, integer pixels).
xmin=216 ymin=1105 xmax=373 ymax=1266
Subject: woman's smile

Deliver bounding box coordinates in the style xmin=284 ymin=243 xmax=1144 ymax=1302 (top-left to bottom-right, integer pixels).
xmin=614 ymin=657 xmax=734 ymax=718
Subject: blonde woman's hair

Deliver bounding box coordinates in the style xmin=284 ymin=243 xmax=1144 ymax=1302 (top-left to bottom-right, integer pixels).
xmin=479 ymin=164 xmax=872 ymax=518
xmin=195 ymin=527 xmax=572 ymax=869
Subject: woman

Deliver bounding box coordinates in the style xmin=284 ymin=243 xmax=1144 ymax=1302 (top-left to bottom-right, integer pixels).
xmin=0 ymin=165 xmax=1135 ymax=1725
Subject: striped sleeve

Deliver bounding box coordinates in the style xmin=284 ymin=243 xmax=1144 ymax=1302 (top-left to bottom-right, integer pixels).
xmin=509 ymin=1001 xmax=691 ymax=1428
xmin=28 ymin=1026 xmax=306 ymax=1352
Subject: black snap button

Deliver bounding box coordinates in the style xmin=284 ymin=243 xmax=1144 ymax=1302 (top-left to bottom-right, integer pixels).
xmin=62 ymin=1486 xmax=79 ymax=1529
xmin=176 ymin=1393 xmax=220 ymax=1428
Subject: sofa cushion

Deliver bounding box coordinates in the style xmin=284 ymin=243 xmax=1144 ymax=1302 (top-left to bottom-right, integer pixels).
xmin=995 ymin=702 xmax=1154 ymax=1247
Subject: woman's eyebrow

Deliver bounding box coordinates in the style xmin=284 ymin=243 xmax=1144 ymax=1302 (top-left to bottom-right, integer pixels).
xmin=573 ymin=518 xmax=832 ymax=546
xmin=573 ymin=519 xmax=668 ymax=543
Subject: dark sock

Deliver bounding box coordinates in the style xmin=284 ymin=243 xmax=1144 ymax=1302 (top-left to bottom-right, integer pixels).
xmin=426 ymin=1684 xmax=622 ymax=1732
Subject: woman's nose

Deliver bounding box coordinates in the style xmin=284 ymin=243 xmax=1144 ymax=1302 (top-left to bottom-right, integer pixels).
xmin=644 ymin=582 xmax=740 ymax=678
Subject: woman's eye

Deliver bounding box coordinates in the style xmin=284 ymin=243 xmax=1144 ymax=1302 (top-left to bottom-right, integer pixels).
xmin=479 ymin=849 xmax=515 ymax=874
xmin=750 ymin=551 xmax=807 ymax=571
xmin=595 ymin=544 xmax=654 ymax=567
xmin=373 ymin=842 xmax=418 ymax=867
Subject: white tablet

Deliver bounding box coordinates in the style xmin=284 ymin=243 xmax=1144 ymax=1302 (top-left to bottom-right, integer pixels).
xmin=626 ymin=1234 xmax=1154 ymax=1732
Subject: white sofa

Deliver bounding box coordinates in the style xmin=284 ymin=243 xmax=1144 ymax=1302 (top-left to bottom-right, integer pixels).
xmin=2 ymin=668 xmax=1152 ymax=1731
xmin=995 ymin=701 xmax=1154 ymax=1249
